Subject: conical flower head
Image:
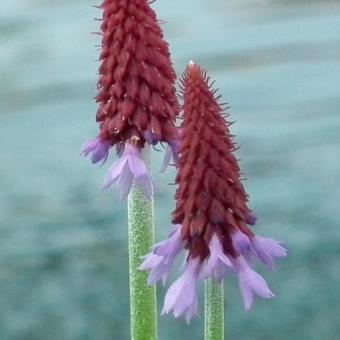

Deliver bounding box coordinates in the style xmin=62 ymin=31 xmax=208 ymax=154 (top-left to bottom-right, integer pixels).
xmin=140 ymin=62 xmax=287 ymax=321
xmin=173 ymin=62 xmax=256 ymax=254
xmin=96 ymin=0 xmax=179 ymax=148
xmin=81 ymin=0 xmax=180 ymax=198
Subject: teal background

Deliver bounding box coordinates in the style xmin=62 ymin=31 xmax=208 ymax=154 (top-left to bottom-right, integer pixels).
xmin=1 ymin=0 xmax=340 ymax=339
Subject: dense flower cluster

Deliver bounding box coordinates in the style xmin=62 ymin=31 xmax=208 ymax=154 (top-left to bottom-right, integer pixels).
xmin=82 ymin=0 xmax=179 ymax=198
xmin=140 ymin=62 xmax=287 ymax=322
xmin=81 ymin=0 xmax=287 ymax=324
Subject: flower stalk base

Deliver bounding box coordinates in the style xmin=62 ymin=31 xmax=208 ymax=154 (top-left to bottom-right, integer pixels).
xmin=204 ymin=279 xmax=224 ymax=340
xmin=128 ymin=146 xmax=157 ymax=340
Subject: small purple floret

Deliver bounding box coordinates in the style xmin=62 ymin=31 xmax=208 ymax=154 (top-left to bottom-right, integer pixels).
xmin=139 ymin=224 xmax=184 ymax=285
xmin=202 ymin=234 xmax=233 ymax=281
xmin=232 ymin=230 xmax=252 ymax=255
xmin=144 ymin=131 xmax=160 ymax=145
xmin=162 ymin=258 xmax=201 ymax=323
xmin=235 ymin=256 xmax=275 ymax=310
xmin=102 ymin=143 xmax=153 ymax=199
xmin=81 ymin=137 xmax=110 ymax=165
xmin=246 ymin=212 xmax=258 ymax=226
xmin=251 ymin=236 xmax=288 ymax=269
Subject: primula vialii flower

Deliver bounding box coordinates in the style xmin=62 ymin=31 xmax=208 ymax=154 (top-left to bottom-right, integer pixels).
xmin=81 ymin=0 xmax=179 ymax=198
xmin=140 ymin=62 xmax=287 ymax=322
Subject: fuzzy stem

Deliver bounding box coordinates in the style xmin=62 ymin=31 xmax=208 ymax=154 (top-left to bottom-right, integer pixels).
xmin=128 ymin=146 xmax=157 ymax=340
xmin=204 ymin=279 xmax=224 ymax=340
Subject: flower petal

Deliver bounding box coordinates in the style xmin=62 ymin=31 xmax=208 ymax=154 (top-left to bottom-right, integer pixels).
xmin=239 ymin=275 xmax=254 ymax=310
xmin=246 ymin=212 xmax=257 ymax=226
xmin=161 ymin=258 xmax=200 ymax=323
xmin=117 ymin=162 xmax=134 ymax=199
xmin=140 ymin=225 xmax=184 ymax=285
xmin=202 ymin=234 xmax=233 ymax=280
xmin=236 ymin=256 xmax=274 ymax=310
xmin=102 ymin=155 xmax=128 ymax=190
xmin=139 ymin=253 xmax=163 ymax=271
xmin=81 ymin=137 xmax=110 ymax=165
xmin=127 ymin=148 xmax=153 ymax=199
xmin=232 ymin=231 xmax=252 ymax=255
xmin=252 ymin=236 xmax=288 ymax=269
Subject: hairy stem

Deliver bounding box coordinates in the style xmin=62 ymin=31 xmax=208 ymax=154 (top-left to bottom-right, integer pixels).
xmin=128 ymin=146 xmax=157 ymax=340
xmin=204 ymin=279 xmax=224 ymax=340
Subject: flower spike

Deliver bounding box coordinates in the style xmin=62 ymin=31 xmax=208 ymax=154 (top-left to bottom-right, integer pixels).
xmin=82 ymin=0 xmax=179 ymax=197
xmin=141 ymin=62 xmax=287 ymax=321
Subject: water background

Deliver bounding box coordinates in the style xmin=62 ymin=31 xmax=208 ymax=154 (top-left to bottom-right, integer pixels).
xmin=1 ymin=0 xmax=340 ymax=339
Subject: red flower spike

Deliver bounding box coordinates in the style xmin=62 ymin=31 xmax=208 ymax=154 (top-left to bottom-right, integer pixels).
xmin=82 ymin=0 xmax=180 ymax=198
xmin=140 ymin=62 xmax=287 ymax=320
xmin=95 ymin=0 xmax=179 ymax=148
xmin=173 ymin=62 xmax=255 ymax=257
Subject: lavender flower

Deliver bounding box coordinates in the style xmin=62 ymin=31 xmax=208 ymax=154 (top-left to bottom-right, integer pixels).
xmin=251 ymin=236 xmax=288 ymax=269
xmin=81 ymin=137 xmax=110 ymax=165
xmin=232 ymin=230 xmax=253 ymax=255
xmin=102 ymin=142 xmax=153 ymax=199
xmin=143 ymin=131 xmax=160 ymax=146
xmin=232 ymin=231 xmax=288 ymax=269
xmin=202 ymin=234 xmax=233 ymax=281
xmin=246 ymin=212 xmax=258 ymax=226
xmin=162 ymin=258 xmax=201 ymax=324
xmin=139 ymin=225 xmax=184 ymax=285
xmin=234 ymin=256 xmax=275 ymax=310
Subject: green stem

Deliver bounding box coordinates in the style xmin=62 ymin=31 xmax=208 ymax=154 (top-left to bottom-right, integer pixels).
xmin=128 ymin=146 xmax=157 ymax=340
xmin=204 ymin=279 xmax=224 ymax=340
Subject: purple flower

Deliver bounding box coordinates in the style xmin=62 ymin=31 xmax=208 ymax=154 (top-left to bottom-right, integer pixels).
xmin=139 ymin=253 xmax=164 ymax=276
xmin=162 ymin=258 xmax=201 ymax=323
xmin=251 ymin=236 xmax=288 ymax=269
xmin=246 ymin=212 xmax=258 ymax=226
xmin=202 ymin=234 xmax=233 ymax=281
xmin=231 ymin=231 xmax=287 ymax=270
xmin=141 ymin=229 xmax=285 ymax=321
xmin=81 ymin=137 xmax=110 ymax=165
xmin=102 ymin=143 xmax=153 ymax=199
xmin=234 ymin=256 xmax=275 ymax=310
xmin=144 ymin=131 xmax=160 ymax=145
xmin=232 ymin=230 xmax=253 ymax=255
xmin=139 ymin=225 xmax=184 ymax=285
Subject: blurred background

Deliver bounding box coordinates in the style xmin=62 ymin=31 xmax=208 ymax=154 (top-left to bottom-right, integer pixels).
xmin=1 ymin=0 xmax=340 ymax=339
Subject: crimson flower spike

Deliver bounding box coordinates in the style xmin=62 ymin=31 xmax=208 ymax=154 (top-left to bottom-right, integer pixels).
xmin=81 ymin=0 xmax=179 ymax=199
xmin=140 ymin=62 xmax=287 ymax=322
